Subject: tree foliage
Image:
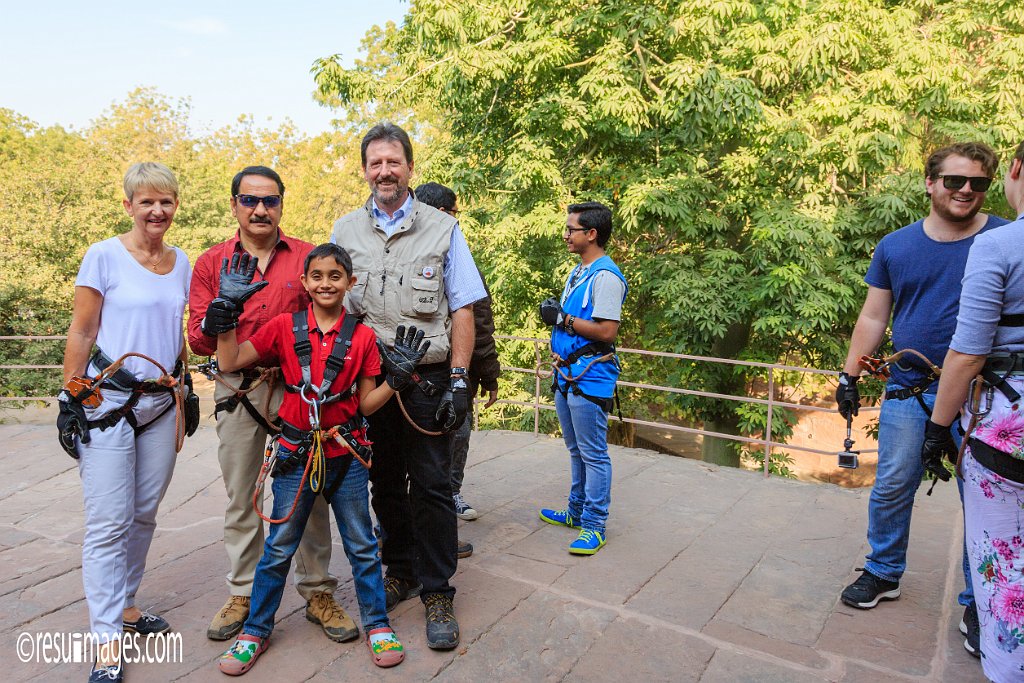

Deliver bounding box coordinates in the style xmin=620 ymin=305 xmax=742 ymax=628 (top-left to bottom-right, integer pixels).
xmin=313 ymin=0 xmax=1024 ymax=465
xmin=0 ymin=89 xmax=368 ymax=398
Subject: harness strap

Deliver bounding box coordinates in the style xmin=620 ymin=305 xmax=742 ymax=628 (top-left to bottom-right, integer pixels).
xmin=562 ymin=341 xmax=616 ymax=367
xmin=998 ymin=313 xmax=1024 ymax=327
xmin=278 ymin=419 xmax=356 ymax=499
xmin=287 ymin=311 xmax=360 ymax=402
xmin=969 ymin=438 xmax=1024 ymax=484
xmin=215 ymin=374 xmax=282 ymax=434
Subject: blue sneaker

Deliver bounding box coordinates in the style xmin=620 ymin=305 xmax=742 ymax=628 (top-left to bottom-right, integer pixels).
xmin=569 ymin=529 xmax=606 ymax=555
xmin=539 ymin=508 xmax=579 ymax=528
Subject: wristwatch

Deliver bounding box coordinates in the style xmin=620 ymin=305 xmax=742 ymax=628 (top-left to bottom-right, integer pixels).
xmin=450 ymin=367 xmax=467 ymax=377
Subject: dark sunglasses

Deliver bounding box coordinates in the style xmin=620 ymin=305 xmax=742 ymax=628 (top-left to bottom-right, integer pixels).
xmin=934 ymin=175 xmax=993 ymax=192
xmin=235 ymin=194 xmax=282 ymax=209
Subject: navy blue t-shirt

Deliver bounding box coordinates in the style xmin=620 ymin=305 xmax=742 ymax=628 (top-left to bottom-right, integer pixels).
xmin=865 ymin=215 xmax=1009 ymax=388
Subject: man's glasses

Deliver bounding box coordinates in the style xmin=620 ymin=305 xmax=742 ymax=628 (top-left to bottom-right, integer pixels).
xmin=235 ymin=194 xmax=282 ymax=209
xmin=933 ymin=175 xmax=993 ymax=192
xmin=563 ymin=227 xmax=590 ymax=235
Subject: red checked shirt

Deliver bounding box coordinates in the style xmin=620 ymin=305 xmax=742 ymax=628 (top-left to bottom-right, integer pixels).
xmin=188 ymin=230 xmax=314 ymax=358
xmin=248 ymin=306 xmax=381 ymax=457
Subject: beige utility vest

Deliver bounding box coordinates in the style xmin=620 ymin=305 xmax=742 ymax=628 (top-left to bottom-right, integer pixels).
xmin=332 ymin=196 xmax=456 ymax=365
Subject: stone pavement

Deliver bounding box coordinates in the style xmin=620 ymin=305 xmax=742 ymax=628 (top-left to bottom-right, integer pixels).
xmin=0 ymin=424 xmax=986 ymax=682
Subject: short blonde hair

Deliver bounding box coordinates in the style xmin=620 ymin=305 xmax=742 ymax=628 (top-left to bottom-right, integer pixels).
xmin=123 ymin=162 xmax=179 ymax=201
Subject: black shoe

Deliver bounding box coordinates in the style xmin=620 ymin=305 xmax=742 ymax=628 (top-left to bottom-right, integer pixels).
xmin=960 ymin=604 xmax=981 ymax=658
xmin=123 ymin=610 xmax=171 ymax=635
xmin=840 ymin=570 xmax=900 ymax=609
xmin=383 ymin=575 xmax=422 ymax=612
xmin=457 ymin=539 xmax=474 ymax=559
xmin=88 ymin=663 xmax=123 ymax=682
xmin=424 ymin=593 xmax=460 ymax=650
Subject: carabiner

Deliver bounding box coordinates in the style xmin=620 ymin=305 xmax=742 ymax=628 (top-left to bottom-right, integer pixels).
xmin=967 ymin=376 xmax=993 ymax=418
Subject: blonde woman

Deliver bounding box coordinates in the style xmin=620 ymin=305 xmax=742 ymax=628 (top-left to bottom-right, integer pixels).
xmin=59 ymin=162 xmax=191 ymax=682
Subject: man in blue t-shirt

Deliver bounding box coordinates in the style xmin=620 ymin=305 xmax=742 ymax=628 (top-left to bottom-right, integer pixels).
xmin=836 ymin=142 xmax=1007 ymax=655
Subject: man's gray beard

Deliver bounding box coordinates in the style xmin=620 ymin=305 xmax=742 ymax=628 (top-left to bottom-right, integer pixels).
xmin=372 ymin=184 xmax=402 ymax=207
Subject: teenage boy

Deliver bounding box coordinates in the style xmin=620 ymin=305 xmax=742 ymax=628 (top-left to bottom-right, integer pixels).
xmin=212 ymin=245 xmax=427 ymax=674
xmin=539 ymin=202 xmax=627 ymax=555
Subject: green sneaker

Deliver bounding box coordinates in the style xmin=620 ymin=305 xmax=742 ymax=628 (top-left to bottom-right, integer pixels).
xmin=569 ymin=529 xmax=606 ymax=555
xmin=539 ymin=508 xmax=579 ymax=528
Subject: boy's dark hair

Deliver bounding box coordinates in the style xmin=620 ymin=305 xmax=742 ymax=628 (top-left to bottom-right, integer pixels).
xmin=304 ymin=243 xmax=353 ymax=277
xmin=231 ymin=165 xmax=285 ymax=196
xmin=925 ymin=142 xmax=999 ymax=181
xmin=361 ymin=122 xmax=414 ymax=168
xmin=415 ymin=182 xmax=456 ymax=211
xmin=568 ymin=201 xmax=613 ymax=247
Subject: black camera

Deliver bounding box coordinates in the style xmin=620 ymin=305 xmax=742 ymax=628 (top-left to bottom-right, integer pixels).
xmin=837 ymin=449 xmax=859 ymax=469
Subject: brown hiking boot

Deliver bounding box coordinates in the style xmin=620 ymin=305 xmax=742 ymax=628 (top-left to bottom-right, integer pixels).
xmin=208 ymin=596 xmax=250 ymax=641
xmin=457 ymin=539 xmax=474 ymax=559
xmin=305 ymin=591 xmax=359 ymax=642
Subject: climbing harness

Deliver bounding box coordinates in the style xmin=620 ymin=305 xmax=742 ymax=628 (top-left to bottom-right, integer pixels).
xmin=201 ymin=358 xmax=281 ymax=435
xmin=64 ymin=349 xmax=189 ymax=452
xmin=537 ymin=340 xmax=623 ymax=419
xmin=250 ymin=311 xmax=372 ymax=524
xmin=858 ymin=348 xmax=942 ymax=416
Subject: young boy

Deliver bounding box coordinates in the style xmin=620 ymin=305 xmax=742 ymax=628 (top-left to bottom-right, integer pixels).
xmin=213 ymin=244 xmax=427 ymax=674
xmin=539 ymin=202 xmax=627 ymax=555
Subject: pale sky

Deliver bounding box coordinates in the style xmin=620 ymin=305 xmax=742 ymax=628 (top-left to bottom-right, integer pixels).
xmin=0 ymin=1 xmax=408 ymax=135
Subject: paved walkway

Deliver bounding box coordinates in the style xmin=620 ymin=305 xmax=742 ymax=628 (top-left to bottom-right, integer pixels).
xmin=0 ymin=423 xmax=985 ymax=681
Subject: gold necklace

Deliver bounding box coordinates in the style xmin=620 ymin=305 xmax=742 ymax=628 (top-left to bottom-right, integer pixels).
xmin=146 ymin=248 xmax=168 ymax=269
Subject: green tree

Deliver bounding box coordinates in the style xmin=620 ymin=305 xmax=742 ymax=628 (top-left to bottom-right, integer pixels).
xmin=314 ymin=0 xmax=1024 ymax=465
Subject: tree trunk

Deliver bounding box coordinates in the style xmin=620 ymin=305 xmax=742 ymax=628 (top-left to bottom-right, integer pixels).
xmin=700 ymin=321 xmax=751 ymax=467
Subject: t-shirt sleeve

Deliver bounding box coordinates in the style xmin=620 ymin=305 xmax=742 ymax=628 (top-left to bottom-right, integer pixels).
xmin=863 ymin=238 xmax=891 ymax=290
xmin=246 ymin=315 xmax=283 ymax=367
xmin=949 ymin=234 xmax=1005 ymax=356
xmin=75 ymin=242 xmax=109 ymax=295
xmin=358 ymin=326 xmax=382 ymax=378
xmin=590 ymin=271 xmax=625 ymax=321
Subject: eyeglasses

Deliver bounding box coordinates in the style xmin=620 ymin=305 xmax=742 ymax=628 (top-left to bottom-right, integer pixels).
xmin=933 ymin=175 xmax=993 ymax=192
xmin=563 ymin=227 xmax=590 ymax=236
xmin=442 ymin=207 xmax=460 ymax=216
xmin=235 ymin=194 xmax=282 ymax=209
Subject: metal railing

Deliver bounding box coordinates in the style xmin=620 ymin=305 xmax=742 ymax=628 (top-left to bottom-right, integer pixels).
xmin=1 ymin=334 xmax=877 ymax=478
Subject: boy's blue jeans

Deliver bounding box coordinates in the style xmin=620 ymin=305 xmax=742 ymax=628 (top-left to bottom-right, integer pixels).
xmin=243 ymin=459 xmax=389 ymax=638
xmin=865 ymin=387 xmax=974 ymax=607
xmin=554 ymin=390 xmax=611 ymax=534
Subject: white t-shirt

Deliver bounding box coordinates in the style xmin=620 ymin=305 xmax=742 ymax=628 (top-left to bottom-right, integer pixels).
xmin=75 ymin=237 xmax=190 ymax=380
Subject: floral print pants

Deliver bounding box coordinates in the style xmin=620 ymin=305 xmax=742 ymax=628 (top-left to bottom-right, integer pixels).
xmin=963 ymin=448 xmax=1024 ymax=682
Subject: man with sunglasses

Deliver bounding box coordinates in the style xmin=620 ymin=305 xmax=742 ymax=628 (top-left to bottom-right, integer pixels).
xmin=189 ymin=166 xmax=355 ymax=646
xmin=836 ymin=143 xmax=1006 ymax=653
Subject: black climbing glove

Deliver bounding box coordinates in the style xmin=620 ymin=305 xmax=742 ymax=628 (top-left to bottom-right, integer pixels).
xmin=201 ymin=298 xmax=240 ymax=336
xmin=436 ymin=375 xmax=469 ymax=432
xmin=836 ymin=372 xmax=860 ymax=420
xmin=378 ymin=325 xmax=431 ymax=392
xmin=921 ymin=419 xmax=954 ymax=483
xmin=539 ymin=297 xmax=563 ymax=327
xmin=183 ymin=373 xmax=201 ymax=437
xmin=56 ymin=390 xmax=90 ymax=458
xmin=217 ymin=252 xmax=269 ymax=310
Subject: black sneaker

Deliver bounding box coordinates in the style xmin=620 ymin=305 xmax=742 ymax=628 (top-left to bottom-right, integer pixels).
xmin=960 ymin=604 xmax=981 ymax=658
xmin=840 ymin=570 xmax=900 ymax=609
xmin=457 ymin=539 xmax=474 ymax=559
xmin=424 ymin=593 xmax=460 ymax=650
xmin=88 ymin=663 xmax=123 ymax=682
xmin=123 ymin=610 xmax=171 ymax=635
xmin=383 ymin=575 xmax=422 ymax=612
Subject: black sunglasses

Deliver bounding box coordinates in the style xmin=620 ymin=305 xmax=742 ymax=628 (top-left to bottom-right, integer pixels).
xmin=235 ymin=194 xmax=282 ymax=209
xmin=934 ymin=175 xmax=993 ymax=192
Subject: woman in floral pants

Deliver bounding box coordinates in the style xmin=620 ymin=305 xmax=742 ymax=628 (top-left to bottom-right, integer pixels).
xmin=926 ymin=141 xmax=1024 ymax=683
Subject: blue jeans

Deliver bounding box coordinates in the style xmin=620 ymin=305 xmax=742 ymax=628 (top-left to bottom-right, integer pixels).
xmin=865 ymin=387 xmax=974 ymax=606
xmin=554 ymin=390 xmax=611 ymax=534
xmin=243 ymin=460 xmax=388 ymax=638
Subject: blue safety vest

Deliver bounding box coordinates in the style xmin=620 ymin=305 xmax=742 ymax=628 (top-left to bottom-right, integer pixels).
xmin=551 ymin=255 xmax=627 ymax=399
